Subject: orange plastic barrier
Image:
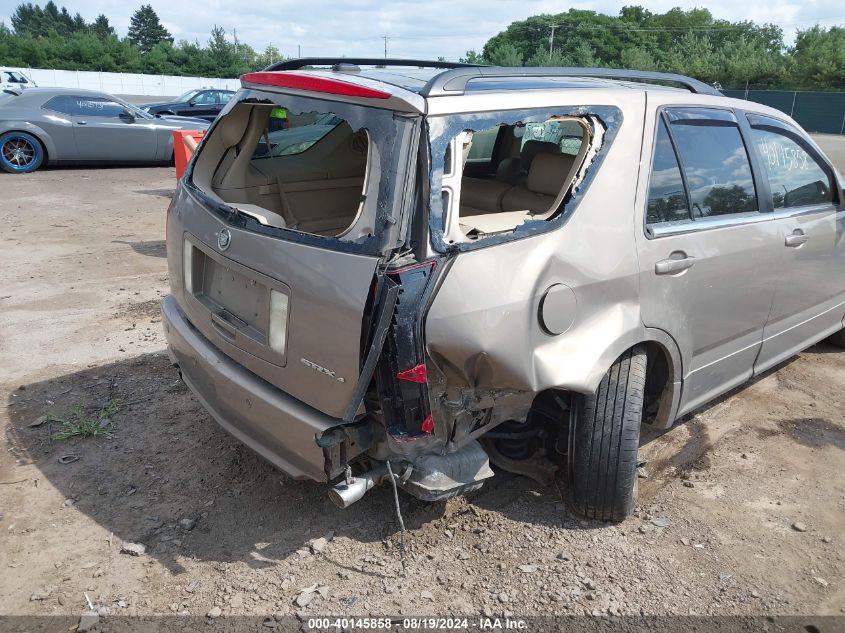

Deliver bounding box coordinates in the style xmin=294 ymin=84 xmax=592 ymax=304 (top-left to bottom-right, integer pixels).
xmin=173 ymin=130 xmax=206 ymax=181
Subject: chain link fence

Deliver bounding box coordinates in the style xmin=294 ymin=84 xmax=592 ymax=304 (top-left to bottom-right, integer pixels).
xmin=723 ymin=89 xmax=845 ymax=135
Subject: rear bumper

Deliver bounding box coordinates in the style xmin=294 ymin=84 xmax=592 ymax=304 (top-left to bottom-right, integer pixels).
xmin=161 ymin=294 xmax=336 ymax=482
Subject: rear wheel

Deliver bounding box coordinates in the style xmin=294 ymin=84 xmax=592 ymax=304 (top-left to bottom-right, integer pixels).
xmin=0 ymin=132 xmax=44 ymax=174
xmin=568 ymin=345 xmax=647 ymax=522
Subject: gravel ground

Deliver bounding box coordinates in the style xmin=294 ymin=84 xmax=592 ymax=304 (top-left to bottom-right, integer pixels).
xmin=0 ymin=160 xmax=844 ymax=625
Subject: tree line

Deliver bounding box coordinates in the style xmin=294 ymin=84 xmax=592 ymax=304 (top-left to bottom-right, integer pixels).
xmin=1 ymin=3 xmax=843 ymax=89
xmin=464 ymin=7 xmax=844 ymax=90
xmin=0 ymin=2 xmax=281 ymax=77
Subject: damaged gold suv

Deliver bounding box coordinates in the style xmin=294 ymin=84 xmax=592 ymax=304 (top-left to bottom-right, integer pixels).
xmin=161 ymin=59 xmax=845 ymax=521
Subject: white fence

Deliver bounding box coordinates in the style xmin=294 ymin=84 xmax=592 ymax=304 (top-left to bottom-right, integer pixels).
xmin=21 ymin=68 xmax=240 ymax=96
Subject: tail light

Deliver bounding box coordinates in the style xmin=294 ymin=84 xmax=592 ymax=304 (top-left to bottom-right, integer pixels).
xmin=375 ymin=260 xmax=440 ymax=439
xmin=396 ymin=363 xmax=428 ymax=384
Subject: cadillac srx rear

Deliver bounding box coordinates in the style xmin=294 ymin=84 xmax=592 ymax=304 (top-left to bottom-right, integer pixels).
xmin=161 ymin=66 xmax=498 ymax=506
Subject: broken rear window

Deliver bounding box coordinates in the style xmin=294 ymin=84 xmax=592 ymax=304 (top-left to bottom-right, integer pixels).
xmin=188 ymin=90 xmax=417 ymax=255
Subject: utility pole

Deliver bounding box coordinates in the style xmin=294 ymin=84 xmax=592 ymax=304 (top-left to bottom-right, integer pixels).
xmin=298 ymin=44 xmax=301 ymax=57
xmin=382 ymin=35 xmax=390 ymax=59
xmin=549 ymin=24 xmax=559 ymax=55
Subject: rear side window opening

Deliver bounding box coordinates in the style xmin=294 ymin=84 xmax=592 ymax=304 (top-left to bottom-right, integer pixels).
xmin=427 ymin=106 xmax=620 ymax=252
xmin=188 ymin=90 xmax=418 ymax=255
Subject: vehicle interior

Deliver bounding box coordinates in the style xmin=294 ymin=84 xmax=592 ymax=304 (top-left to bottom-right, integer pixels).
xmin=446 ymin=117 xmax=592 ymax=239
xmin=191 ymin=102 xmax=371 ymax=239
xmin=192 ymin=101 xmax=592 ymax=243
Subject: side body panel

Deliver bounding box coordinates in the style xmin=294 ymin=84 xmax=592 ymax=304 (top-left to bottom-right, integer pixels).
xmin=752 ymin=122 xmax=845 ymax=372
xmin=70 ymin=114 xmax=158 ymax=161
xmin=634 ymin=96 xmax=782 ymax=416
xmin=757 ymin=205 xmax=845 ymax=371
xmin=638 ymin=221 xmax=780 ymax=415
xmin=426 ymin=91 xmax=647 ymax=397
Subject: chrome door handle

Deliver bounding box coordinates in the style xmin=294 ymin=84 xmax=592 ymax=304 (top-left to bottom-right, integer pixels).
xmin=785 ymin=231 xmax=808 ymax=247
xmin=655 ymin=255 xmax=696 ymax=275
xmin=77 ymin=120 xmax=87 ymax=125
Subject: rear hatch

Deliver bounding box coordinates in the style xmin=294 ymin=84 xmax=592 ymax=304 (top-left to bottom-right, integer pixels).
xmin=168 ymin=73 xmax=421 ymax=418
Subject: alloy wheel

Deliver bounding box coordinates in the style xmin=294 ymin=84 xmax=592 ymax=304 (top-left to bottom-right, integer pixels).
xmin=2 ymin=137 xmax=36 ymax=168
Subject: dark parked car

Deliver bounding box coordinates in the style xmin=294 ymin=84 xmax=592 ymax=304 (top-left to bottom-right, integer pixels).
xmin=141 ymin=89 xmax=234 ymax=121
xmin=0 ymin=87 xmax=209 ymax=173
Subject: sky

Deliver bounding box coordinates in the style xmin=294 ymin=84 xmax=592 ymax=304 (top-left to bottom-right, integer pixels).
xmin=1 ymin=0 xmax=843 ymax=60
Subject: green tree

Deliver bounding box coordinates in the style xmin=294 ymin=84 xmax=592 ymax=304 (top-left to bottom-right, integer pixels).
xmin=525 ymin=49 xmax=569 ymax=67
xmin=460 ymin=50 xmax=483 ymax=64
xmin=127 ymin=4 xmax=171 ymax=54
xmin=255 ymin=44 xmax=282 ymax=69
xmin=91 ymin=14 xmax=115 ymax=38
xmin=203 ymin=25 xmax=242 ymax=76
xmin=788 ymin=26 xmax=845 ymax=88
xmin=478 ymin=6 xmax=793 ymax=87
xmin=619 ymin=46 xmax=658 ymax=71
xmin=486 ymin=42 xmax=523 ymax=67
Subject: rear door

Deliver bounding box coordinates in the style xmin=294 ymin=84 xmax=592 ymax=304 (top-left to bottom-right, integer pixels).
xmin=636 ymin=106 xmax=781 ymax=416
xmin=175 ymin=216 xmax=380 ymax=419
xmin=748 ymin=115 xmax=845 ymax=371
xmin=169 ymin=80 xmax=419 ymax=418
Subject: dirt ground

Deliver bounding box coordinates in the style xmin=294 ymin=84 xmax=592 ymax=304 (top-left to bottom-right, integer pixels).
xmin=1 ymin=160 xmax=844 ymax=624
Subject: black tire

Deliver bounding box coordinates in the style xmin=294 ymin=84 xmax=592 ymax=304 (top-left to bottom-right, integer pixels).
xmin=0 ymin=131 xmax=45 ymax=174
xmin=568 ymin=345 xmax=647 ymax=522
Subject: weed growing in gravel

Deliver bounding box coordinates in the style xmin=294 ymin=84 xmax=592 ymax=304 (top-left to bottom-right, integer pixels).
xmin=51 ymin=400 xmax=120 ymax=440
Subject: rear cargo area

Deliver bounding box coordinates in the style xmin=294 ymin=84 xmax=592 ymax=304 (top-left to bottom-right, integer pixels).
xmin=167 ymin=88 xmax=418 ymax=419
xmin=189 ymin=90 xmax=416 ymax=247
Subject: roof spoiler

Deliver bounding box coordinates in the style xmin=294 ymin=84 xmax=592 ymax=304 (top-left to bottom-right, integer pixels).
xmin=240 ymin=72 xmax=392 ymax=99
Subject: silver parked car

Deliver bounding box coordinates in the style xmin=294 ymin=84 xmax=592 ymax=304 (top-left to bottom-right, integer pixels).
xmin=161 ymin=59 xmax=845 ymax=521
xmin=0 ymin=87 xmax=209 ymax=173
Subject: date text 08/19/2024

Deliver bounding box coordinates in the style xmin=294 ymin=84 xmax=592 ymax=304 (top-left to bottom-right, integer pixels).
xmin=306 ymin=618 xmax=529 ymax=630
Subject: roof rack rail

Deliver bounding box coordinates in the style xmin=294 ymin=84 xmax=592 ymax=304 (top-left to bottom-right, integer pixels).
xmin=420 ymin=66 xmax=721 ymax=97
xmin=265 ymin=57 xmax=484 ymax=72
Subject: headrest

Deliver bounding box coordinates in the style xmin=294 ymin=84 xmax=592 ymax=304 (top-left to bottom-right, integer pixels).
xmin=527 ymin=153 xmax=576 ymax=196
xmin=520 ymin=140 xmax=559 ymax=166
xmin=495 ymin=157 xmax=527 ymax=185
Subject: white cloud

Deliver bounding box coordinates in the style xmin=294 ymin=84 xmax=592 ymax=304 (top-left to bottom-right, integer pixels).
xmin=1 ymin=0 xmax=843 ymax=59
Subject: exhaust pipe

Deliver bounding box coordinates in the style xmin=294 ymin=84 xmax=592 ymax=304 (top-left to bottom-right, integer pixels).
xmin=328 ymin=465 xmax=389 ymax=508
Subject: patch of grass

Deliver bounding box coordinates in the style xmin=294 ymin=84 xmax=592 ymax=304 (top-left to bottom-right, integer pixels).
xmin=50 ymin=400 xmax=121 ymax=441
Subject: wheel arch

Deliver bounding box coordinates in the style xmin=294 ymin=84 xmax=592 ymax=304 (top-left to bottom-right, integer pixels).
xmin=555 ymin=325 xmax=682 ymax=430
xmin=640 ymin=327 xmax=683 ymax=430
xmin=0 ymin=124 xmax=54 ymax=163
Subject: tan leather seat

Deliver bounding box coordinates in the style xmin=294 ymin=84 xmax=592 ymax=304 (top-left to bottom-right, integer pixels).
xmin=460 ymin=157 xmax=530 ymax=214
xmin=501 ymin=153 xmax=575 ymax=214
xmin=461 ymin=178 xmax=510 ymax=213
xmin=520 ymin=140 xmax=559 ymax=168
